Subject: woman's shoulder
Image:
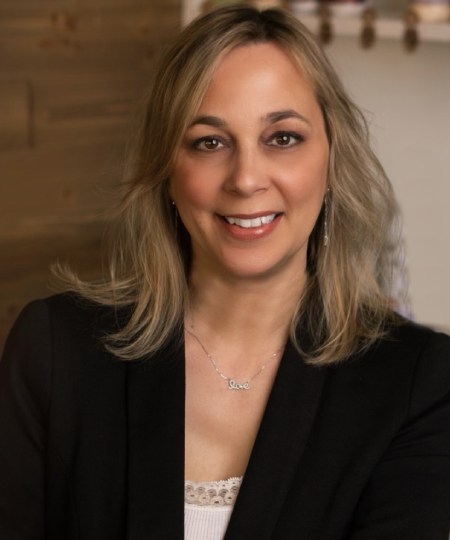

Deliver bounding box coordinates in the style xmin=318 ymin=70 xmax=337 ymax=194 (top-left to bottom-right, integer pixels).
xmin=389 ymin=320 xmax=450 ymax=416
xmin=348 ymin=317 xmax=450 ymax=366
xmin=43 ymin=290 xmax=116 ymax=321
xmin=17 ymin=291 xmax=125 ymax=337
xmin=389 ymin=317 xmax=450 ymax=343
xmin=335 ymin=319 xmax=450 ymax=420
xmin=377 ymin=318 xmax=450 ymax=369
xmin=327 ymin=318 xmax=450 ymax=378
xmin=3 ymin=292 xmax=125 ymax=369
xmin=325 ymin=319 xmax=450 ymax=403
xmin=321 ymin=320 xmax=450 ymax=456
xmin=1 ymin=293 xmax=129 ymax=405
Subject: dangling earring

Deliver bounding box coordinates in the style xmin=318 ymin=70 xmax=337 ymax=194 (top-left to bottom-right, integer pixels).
xmin=324 ymin=190 xmax=330 ymax=247
xmin=171 ymin=200 xmax=178 ymax=234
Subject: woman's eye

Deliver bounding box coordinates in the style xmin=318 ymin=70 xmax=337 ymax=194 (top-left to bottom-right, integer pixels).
xmin=194 ymin=137 xmax=224 ymax=151
xmin=268 ymin=132 xmax=303 ymax=148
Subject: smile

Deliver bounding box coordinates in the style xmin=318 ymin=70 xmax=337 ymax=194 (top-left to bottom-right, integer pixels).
xmin=223 ymin=214 xmax=278 ymax=229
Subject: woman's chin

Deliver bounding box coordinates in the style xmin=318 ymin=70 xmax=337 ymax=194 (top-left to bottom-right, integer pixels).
xmin=207 ymin=251 xmax=306 ymax=284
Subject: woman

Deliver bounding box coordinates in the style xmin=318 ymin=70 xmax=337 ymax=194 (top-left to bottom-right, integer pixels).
xmin=1 ymin=5 xmax=450 ymax=540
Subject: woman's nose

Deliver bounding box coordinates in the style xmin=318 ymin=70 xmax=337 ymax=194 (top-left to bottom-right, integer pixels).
xmin=224 ymin=147 xmax=269 ymax=197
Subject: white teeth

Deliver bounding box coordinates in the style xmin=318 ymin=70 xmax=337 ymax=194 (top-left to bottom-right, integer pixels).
xmin=261 ymin=215 xmax=275 ymax=225
xmin=224 ymin=214 xmax=277 ymax=228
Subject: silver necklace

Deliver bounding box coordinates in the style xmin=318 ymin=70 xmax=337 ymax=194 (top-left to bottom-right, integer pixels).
xmin=186 ymin=329 xmax=283 ymax=390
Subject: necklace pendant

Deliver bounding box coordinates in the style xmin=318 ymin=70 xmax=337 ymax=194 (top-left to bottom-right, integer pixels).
xmin=228 ymin=379 xmax=250 ymax=390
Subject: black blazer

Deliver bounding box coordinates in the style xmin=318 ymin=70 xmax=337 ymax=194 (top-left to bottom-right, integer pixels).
xmin=1 ymin=293 xmax=450 ymax=540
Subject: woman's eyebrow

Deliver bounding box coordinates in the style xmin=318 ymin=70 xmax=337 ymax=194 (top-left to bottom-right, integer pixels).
xmin=265 ymin=109 xmax=311 ymax=126
xmin=188 ymin=110 xmax=311 ymax=129
xmin=189 ymin=115 xmax=228 ymax=129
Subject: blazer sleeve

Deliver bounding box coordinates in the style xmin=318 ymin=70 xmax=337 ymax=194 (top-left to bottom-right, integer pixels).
xmin=0 ymin=300 xmax=51 ymax=539
xmin=348 ymin=330 xmax=450 ymax=540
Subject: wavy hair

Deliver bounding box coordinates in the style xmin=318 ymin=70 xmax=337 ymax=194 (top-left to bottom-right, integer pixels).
xmin=58 ymin=5 xmax=400 ymax=365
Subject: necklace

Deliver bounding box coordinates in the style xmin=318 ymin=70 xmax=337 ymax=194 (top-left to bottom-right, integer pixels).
xmin=186 ymin=329 xmax=283 ymax=390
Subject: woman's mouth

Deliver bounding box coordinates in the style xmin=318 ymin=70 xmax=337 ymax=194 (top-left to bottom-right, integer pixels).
xmin=222 ymin=214 xmax=278 ymax=229
xmin=217 ymin=212 xmax=282 ymax=240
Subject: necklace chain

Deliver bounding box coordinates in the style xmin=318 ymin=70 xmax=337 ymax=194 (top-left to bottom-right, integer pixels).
xmin=186 ymin=329 xmax=283 ymax=390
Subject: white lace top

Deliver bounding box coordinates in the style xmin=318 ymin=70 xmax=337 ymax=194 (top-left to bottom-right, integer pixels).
xmin=184 ymin=477 xmax=243 ymax=540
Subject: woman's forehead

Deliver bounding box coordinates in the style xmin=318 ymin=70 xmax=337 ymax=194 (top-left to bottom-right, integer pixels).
xmin=193 ymin=43 xmax=320 ymax=126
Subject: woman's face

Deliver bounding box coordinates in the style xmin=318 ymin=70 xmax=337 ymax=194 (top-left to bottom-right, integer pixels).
xmin=170 ymin=42 xmax=329 ymax=281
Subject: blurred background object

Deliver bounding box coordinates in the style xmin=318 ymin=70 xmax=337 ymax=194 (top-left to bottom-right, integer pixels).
xmin=201 ymin=0 xmax=285 ymax=13
xmin=328 ymin=0 xmax=371 ymax=18
xmin=403 ymin=6 xmax=420 ymax=51
xmin=288 ymin=1 xmax=318 ymax=15
xmin=409 ymin=0 xmax=450 ymax=22
xmin=360 ymin=7 xmax=377 ymax=48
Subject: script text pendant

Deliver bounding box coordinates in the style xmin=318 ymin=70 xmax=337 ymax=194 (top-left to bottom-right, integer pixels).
xmin=228 ymin=379 xmax=250 ymax=390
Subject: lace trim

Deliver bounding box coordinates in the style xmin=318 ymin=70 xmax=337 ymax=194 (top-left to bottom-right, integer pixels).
xmin=185 ymin=477 xmax=243 ymax=507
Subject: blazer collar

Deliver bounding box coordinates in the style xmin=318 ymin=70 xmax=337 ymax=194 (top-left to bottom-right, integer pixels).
xmin=126 ymin=330 xmax=326 ymax=540
xmin=224 ymin=339 xmax=326 ymax=540
xmin=126 ymin=331 xmax=185 ymax=539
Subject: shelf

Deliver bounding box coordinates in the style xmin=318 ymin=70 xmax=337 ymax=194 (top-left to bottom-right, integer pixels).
xmin=298 ymin=14 xmax=450 ymax=44
xmin=182 ymin=1 xmax=450 ymax=44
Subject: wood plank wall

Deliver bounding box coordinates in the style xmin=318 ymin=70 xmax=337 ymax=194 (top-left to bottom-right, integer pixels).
xmin=0 ymin=0 xmax=182 ymax=352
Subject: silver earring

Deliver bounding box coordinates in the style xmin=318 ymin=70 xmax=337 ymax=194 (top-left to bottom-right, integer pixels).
xmin=324 ymin=190 xmax=330 ymax=247
xmin=171 ymin=200 xmax=178 ymax=234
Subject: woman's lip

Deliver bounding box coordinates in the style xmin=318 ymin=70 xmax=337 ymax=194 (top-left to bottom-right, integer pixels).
xmin=219 ymin=211 xmax=279 ymax=219
xmin=217 ymin=213 xmax=282 ymax=240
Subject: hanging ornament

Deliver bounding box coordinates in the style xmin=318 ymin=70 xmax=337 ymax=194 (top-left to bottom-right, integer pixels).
xmin=360 ymin=7 xmax=376 ymax=49
xmin=318 ymin=2 xmax=333 ymax=45
xmin=403 ymin=7 xmax=420 ymax=52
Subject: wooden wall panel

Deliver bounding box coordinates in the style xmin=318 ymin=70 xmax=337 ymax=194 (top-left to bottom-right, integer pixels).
xmin=0 ymin=14 xmax=172 ymax=78
xmin=0 ymin=81 xmax=32 ymax=151
xmin=0 ymin=142 xmax=125 ymax=224
xmin=0 ymin=0 xmax=182 ymax=352
xmin=32 ymin=72 xmax=148 ymax=148
xmin=0 ymin=221 xmax=105 ymax=343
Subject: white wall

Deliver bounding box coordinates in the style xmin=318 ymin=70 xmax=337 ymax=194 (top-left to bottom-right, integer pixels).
xmin=326 ymin=37 xmax=450 ymax=328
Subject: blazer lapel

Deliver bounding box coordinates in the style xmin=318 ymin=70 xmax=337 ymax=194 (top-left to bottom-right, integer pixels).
xmin=224 ymin=340 xmax=326 ymax=540
xmin=126 ymin=330 xmax=185 ymax=540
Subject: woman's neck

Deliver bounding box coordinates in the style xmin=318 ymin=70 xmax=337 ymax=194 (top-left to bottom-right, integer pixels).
xmin=186 ymin=264 xmax=306 ymax=370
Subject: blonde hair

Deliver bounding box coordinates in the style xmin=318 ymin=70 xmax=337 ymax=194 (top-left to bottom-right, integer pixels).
xmin=58 ymin=5 xmax=400 ymax=365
